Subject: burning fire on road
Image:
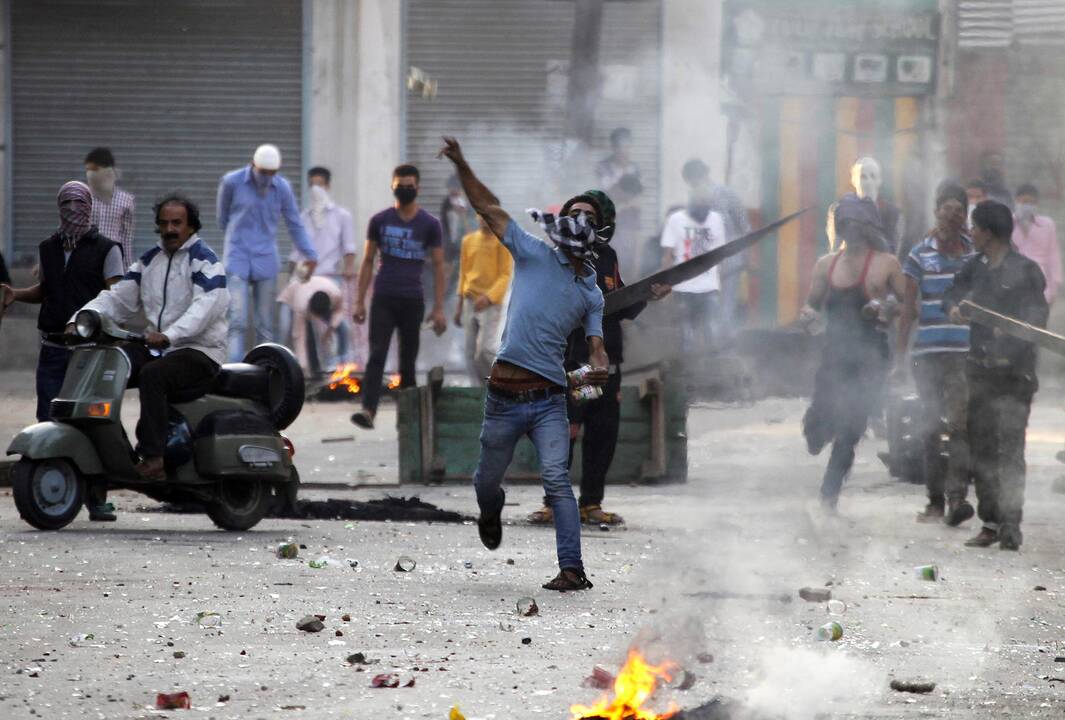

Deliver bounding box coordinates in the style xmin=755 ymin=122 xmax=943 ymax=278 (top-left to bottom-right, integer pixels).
xmin=313 ymin=364 xmax=402 ymax=401
xmin=571 ymin=650 xmax=679 ymax=720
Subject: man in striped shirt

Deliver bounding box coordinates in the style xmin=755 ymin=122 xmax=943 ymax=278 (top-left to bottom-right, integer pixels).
xmin=897 ymin=182 xmax=976 ymax=526
xmin=84 ymin=147 xmax=136 ymax=268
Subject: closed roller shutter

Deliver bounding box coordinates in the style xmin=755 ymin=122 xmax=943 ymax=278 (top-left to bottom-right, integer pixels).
xmin=10 ymin=0 xmax=303 ymax=262
xmin=404 ymin=0 xmax=661 ymax=240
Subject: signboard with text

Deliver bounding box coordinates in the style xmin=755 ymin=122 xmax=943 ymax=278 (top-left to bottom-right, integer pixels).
xmin=722 ymin=0 xmax=941 ymax=96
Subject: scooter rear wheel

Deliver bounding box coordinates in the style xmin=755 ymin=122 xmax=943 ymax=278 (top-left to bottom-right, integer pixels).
xmin=12 ymin=458 xmax=85 ymax=530
xmin=206 ymin=478 xmax=272 ymax=531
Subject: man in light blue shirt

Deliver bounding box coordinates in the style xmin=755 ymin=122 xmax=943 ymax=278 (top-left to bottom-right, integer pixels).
xmin=441 ymin=136 xmax=608 ymax=593
xmin=217 ymin=143 xmax=318 ymax=361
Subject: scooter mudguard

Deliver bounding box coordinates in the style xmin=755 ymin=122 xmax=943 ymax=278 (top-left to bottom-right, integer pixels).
xmin=6 ymin=422 xmax=104 ymax=475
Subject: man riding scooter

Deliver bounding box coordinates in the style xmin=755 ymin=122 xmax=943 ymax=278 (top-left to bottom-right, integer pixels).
xmin=70 ymin=194 xmax=229 ymax=490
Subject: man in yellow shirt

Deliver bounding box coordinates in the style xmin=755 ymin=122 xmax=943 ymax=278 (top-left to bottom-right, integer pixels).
xmin=453 ymin=216 xmax=514 ymax=385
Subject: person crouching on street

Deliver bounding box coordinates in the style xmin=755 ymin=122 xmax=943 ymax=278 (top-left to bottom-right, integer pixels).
xmin=943 ymin=200 xmax=1048 ymax=551
xmin=440 ymin=136 xmax=608 ymax=592
xmin=72 ymin=194 xmax=229 ymax=483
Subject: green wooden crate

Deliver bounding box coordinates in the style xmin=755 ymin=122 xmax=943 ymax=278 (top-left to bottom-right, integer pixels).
xmin=398 ymin=369 xmax=687 ymax=485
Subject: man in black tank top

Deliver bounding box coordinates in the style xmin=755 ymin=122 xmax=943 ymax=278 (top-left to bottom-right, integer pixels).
xmin=801 ymin=195 xmax=905 ymax=512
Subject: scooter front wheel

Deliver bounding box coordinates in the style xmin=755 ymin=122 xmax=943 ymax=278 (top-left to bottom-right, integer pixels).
xmin=206 ymin=478 xmax=271 ymax=531
xmin=12 ymin=458 xmax=85 ymax=530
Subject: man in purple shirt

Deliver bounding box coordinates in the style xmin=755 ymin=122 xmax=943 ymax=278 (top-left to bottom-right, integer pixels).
xmin=350 ymin=164 xmax=447 ymax=429
xmin=217 ymin=143 xmax=318 ymax=362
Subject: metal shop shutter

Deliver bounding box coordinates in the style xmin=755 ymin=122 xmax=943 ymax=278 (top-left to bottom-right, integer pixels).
xmin=10 ymin=0 xmax=303 ymax=263
xmin=404 ymin=0 xmax=661 ymax=240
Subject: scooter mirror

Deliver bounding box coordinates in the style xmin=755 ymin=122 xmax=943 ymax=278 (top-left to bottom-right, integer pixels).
xmin=74 ymin=309 xmax=101 ymax=339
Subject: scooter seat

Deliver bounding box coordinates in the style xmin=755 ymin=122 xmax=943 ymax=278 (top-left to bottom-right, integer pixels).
xmin=213 ymin=363 xmax=270 ymax=400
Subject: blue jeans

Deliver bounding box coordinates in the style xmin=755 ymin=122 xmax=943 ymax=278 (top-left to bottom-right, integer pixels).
xmin=36 ymin=344 xmax=72 ymax=421
xmin=676 ymin=290 xmax=720 ymax=355
xmin=227 ymin=275 xmax=277 ymax=362
xmin=473 ymin=389 xmax=583 ymax=570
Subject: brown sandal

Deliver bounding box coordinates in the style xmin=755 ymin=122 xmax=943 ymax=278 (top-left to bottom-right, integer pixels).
xmin=542 ymin=568 xmax=594 ymax=592
xmin=526 ymin=505 xmax=554 ymax=525
xmin=580 ymin=504 xmax=624 ymax=525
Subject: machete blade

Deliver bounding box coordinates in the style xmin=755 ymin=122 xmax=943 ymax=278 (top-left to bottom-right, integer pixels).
xmin=604 ymin=207 xmax=812 ymax=316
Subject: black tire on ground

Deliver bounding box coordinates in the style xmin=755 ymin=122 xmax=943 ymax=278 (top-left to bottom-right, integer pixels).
xmin=243 ymin=343 xmax=305 ymax=430
xmin=11 ymin=458 xmax=85 ymax=530
xmin=206 ymin=478 xmax=272 ymax=531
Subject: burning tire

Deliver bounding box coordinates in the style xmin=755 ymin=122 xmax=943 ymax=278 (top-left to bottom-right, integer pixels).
xmin=243 ymin=343 xmax=304 ymax=430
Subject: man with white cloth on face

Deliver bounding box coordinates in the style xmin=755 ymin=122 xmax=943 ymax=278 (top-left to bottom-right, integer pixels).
xmin=284 ymin=166 xmax=359 ymax=365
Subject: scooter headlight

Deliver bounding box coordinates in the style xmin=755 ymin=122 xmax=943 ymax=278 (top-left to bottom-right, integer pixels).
xmin=74 ymin=310 xmax=101 ymax=339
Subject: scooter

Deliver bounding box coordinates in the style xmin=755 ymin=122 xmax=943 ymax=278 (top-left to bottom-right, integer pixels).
xmin=6 ymin=308 xmax=305 ymax=531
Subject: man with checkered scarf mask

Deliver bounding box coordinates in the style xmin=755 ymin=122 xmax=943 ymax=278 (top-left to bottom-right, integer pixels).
xmin=440 ymin=136 xmax=609 ymax=592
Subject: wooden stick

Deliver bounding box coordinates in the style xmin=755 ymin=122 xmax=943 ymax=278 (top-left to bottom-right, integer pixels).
xmin=961 ymin=300 xmax=1065 ymax=356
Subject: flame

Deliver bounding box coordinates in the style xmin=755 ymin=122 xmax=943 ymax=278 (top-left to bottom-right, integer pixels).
xmin=387 ymin=374 xmax=402 ymax=390
xmin=327 ymin=363 xmax=362 ymax=395
xmin=570 ymin=651 xmax=679 ymax=720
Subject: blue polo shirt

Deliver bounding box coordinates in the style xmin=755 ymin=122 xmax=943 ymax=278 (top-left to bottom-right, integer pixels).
xmin=496 ymin=220 xmax=604 ymax=387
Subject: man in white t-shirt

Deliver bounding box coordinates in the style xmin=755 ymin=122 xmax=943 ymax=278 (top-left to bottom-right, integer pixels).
xmin=660 ymin=182 xmax=726 ymax=354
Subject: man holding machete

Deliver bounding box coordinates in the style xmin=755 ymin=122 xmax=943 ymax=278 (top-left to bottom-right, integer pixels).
xmin=943 ymin=200 xmax=1048 ymax=551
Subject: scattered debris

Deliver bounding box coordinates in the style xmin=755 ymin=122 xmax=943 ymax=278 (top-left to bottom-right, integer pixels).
xmin=890 ymin=679 xmax=936 ymax=694
xmin=173 ymin=651 xmax=186 ymax=659
xmin=506 ymin=558 xmax=515 ymax=565
xmin=217 ymin=694 xmax=230 ymax=703
xmin=463 ymin=560 xmax=474 ymax=569
xmin=696 ymin=652 xmax=714 ymax=664
xmin=914 ymin=564 xmax=939 ymax=581
xmin=1034 ymin=585 xmax=1048 ymax=591
xmin=370 ymin=673 xmax=414 ymax=688
xmin=276 ymin=543 xmax=299 ymax=559
xmin=321 ymin=435 xmax=355 ymax=443
xmin=156 ymin=691 xmax=191 ymax=709
xmin=516 ymin=597 xmax=539 ymax=616
xmin=347 ymin=652 xmax=374 ymax=665
xmin=827 ymin=599 xmax=848 ymax=615
xmin=341 ymin=614 xmax=351 ymax=622
xmin=799 ymin=587 xmax=832 ymax=602
xmin=1055 ymin=657 xmax=1065 ymax=663
xmin=673 ymin=669 xmax=697 ymax=691
xmin=582 ymin=666 xmax=615 ymax=689
xmin=394 ymin=556 xmax=417 ymax=572
xmin=68 ymin=633 xmax=96 ymax=647
xmin=297 ymin=615 xmax=325 ymax=633
xmin=449 ymin=706 xmax=466 ymax=720
xmin=816 ymin=622 xmax=843 ymax=641
xmin=279 ymin=496 xmax=469 ymax=522
xmin=499 ymin=621 xmax=515 ymax=632
xmin=195 ymin=612 xmax=221 ymax=628
xmin=599 ymin=523 xmax=610 ymax=532
xmin=521 ymin=637 xmax=532 ymax=645
xmin=309 ymin=556 xmax=336 ymax=569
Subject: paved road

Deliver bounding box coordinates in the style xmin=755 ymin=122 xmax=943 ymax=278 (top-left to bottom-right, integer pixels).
xmin=2 ymin=384 xmax=1065 ymax=719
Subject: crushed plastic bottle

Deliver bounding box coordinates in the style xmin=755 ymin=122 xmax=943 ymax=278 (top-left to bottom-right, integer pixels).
xmin=826 ymin=599 xmax=847 ymax=615
xmin=516 ymin=597 xmax=539 ymax=616
xmin=195 ymin=612 xmax=221 ymax=628
xmin=816 ymin=621 xmax=843 ymax=641
xmin=309 ymin=556 xmax=337 ymax=569
xmin=914 ymin=564 xmax=938 ymax=581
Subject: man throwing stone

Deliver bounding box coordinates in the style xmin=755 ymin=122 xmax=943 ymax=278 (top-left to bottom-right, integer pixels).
xmin=440 ymin=136 xmax=608 ymax=592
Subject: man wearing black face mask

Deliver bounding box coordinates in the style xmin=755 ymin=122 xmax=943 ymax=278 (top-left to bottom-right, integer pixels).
xmin=660 ymin=163 xmax=727 ymax=355
xmin=351 ymin=164 xmax=446 ymax=429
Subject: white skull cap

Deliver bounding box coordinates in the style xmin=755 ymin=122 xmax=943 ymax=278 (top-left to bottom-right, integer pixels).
xmin=851 ymin=156 xmax=882 ymax=200
xmin=253 ymin=144 xmax=282 ymax=171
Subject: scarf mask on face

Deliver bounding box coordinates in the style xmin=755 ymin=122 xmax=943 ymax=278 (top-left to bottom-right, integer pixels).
xmin=526 ymin=208 xmax=601 ymax=260
xmin=1015 ymin=203 xmax=1038 ymax=233
xmin=56 ymin=181 xmax=93 ymax=251
xmin=308 ymin=185 xmax=330 ymax=229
